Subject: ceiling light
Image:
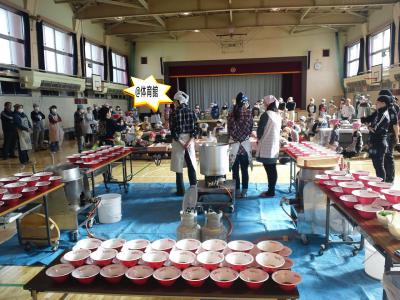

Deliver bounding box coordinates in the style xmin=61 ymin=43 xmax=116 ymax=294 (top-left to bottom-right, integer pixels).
xmin=114 ymin=16 xmax=125 ymax=21
xmin=182 ymin=12 xmax=191 ymax=16
xmin=193 ymin=29 xmax=200 ymax=33
xmin=270 ymin=8 xmax=280 ymax=12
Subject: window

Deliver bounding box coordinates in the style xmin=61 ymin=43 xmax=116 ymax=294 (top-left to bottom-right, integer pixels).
xmin=43 ymin=24 xmax=73 ymax=75
xmin=369 ymin=27 xmax=391 ymax=69
xmin=347 ymin=42 xmax=360 ymax=77
xmin=111 ymin=51 xmax=127 ymax=85
xmin=0 ymin=7 xmax=25 ymax=67
xmin=85 ymin=41 xmax=105 ymax=79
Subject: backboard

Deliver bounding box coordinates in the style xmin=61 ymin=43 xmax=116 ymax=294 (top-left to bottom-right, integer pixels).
xmin=367 ymin=64 xmax=382 ymax=85
xmin=92 ymin=74 xmax=102 ymax=92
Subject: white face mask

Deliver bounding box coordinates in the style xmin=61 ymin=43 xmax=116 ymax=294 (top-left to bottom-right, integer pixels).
xmin=51 ymin=109 xmax=57 ymax=113
xmin=34 ymin=107 xmax=39 ymax=111
xmin=18 ymin=109 xmax=23 ymax=113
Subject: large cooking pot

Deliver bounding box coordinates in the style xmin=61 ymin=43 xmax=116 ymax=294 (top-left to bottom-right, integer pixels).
xmin=199 ymin=143 xmax=229 ymax=176
xmin=45 ymin=163 xmax=81 ymax=182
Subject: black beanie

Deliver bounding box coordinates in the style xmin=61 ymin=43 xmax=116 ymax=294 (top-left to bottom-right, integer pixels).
xmin=379 ymin=89 xmax=393 ymax=97
xmin=377 ymin=95 xmax=391 ymax=106
xmin=236 ymin=92 xmax=247 ymax=105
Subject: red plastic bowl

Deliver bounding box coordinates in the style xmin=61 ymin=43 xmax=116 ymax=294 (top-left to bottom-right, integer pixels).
xmin=75 ymin=238 xmax=102 ymax=252
xmin=196 ymin=251 xmax=225 ymax=271
xmin=21 ymin=186 xmax=38 ymax=198
xmin=63 ymin=249 xmax=91 ymax=267
xmin=352 ymin=170 xmax=370 ymax=180
xmin=151 ymin=238 xmax=176 ymax=253
xmin=13 ymin=172 xmax=33 ymax=178
xmin=125 ymin=265 xmax=154 ymax=285
xmin=49 ymin=176 xmax=62 ymax=186
xmin=277 ymin=246 xmax=293 ymax=257
xmin=18 ymin=176 xmax=40 ymax=187
xmin=315 ymin=175 xmax=330 ymax=185
xmin=272 ymin=270 xmax=302 ymax=291
xmin=101 ymin=238 xmax=126 ymax=252
xmin=256 ymin=240 xmax=284 ymax=253
xmin=35 ymin=181 xmax=51 ymax=192
xmin=323 ymin=181 xmax=337 ymax=188
xmin=255 ymin=252 xmax=285 ymax=273
xmin=331 ymin=175 xmax=354 ymax=185
xmin=72 ymin=265 xmax=100 ymax=284
xmin=0 ymin=188 xmax=6 ymax=200
xmin=81 ymin=155 xmax=94 ymax=163
xmin=90 ymin=248 xmax=118 ymax=267
xmin=2 ymin=193 xmax=22 ymax=206
xmin=142 ymin=250 xmax=169 ymax=269
xmin=368 ymin=182 xmax=393 ymax=193
xmin=169 ymin=250 xmax=196 ymax=270
xmin=352 ymin=189 xmax=381 ymax=205
xmin=324 ymin=170 xmax=348 ymax=179
xmin=176 ymin=239 xmax=201 ymax=252
xmin=225 ymin=252 xmax=254 ymax=271
xmin=339 ymin=195 xmax=358 ymax=208
xmin=116 ymin=250 xmax=143 ymax=268
xmin=182 ymin=267 xmax=210 ymax=287
xmin=201 ymin=239 xmax=227 ymax=252
xmin=359 ymin=176 xmax=383 ymax=186
xmin=33 ymin=172 xmax=53 ymax=181
xmin=4 ymin=182 xmax=27 ymax=194
xmin=66 ymin=155 xmax=81 ymax=163
xmin=239 ymin=268 xmax=269 ymax=289
xmin=227 ymin=240 xmax=254 ymax=253
xmin=330 ymin=187 xmax=345 ymax=197
xmin=153 ymin=266 xmax=181 ymax=287
xmin=354 ymin=204 xmax=383 ymax=219
xmin=381 ymin=189 xmax=400 ymax=204
xmin=210 ymin=267 xmax=239 ymax=288
xmin=100 ymin=264 xmax=128 ymax=284
xmin=124 ymin=239 xmax=150 ymax=252
xmin=46 ymin=263 xmax=75 ymax=283
xmin=280 ymin=257 xmax=294 ymax=270
xmin=0 ymin=177 xmax=18 ymax=185
xmin=338 ymin=182 xmax=364 ymax=195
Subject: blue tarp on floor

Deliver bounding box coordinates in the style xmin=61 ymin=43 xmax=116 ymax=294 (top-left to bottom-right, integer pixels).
xmin=0 ymin=183 xmax=382 ymax=299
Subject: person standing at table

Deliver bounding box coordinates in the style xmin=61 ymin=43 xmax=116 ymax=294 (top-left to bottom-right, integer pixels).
xmin=377 ymin=89 xmax=399 ymax=183
xmin=83 ymin=106 xmax=96 ymax=146
xmin=170 ymin=91 xmax=198 ymax=196
xmin=13 ymin=104 xmax=32 ymax=165
xmin=341 ymin=98 xmax=355 ymax=121
xmin=361 ymin=95 xmax=391 ymax=180
xmin=228 ymin=92 xmax=253 ymax=198
xmin=48 ymin=105 xmax=63 ymax=153
xmin=256 ymin=95 xmax=282 ymax=198
xmin=1 ymin=101 xmax=17 ymax=160
xmin=31 ymin=103 xmax=45 ymax=151
xmin=74 ymin=105 xmax=85 ymax=153
xmin=93 ymin=104 xmax=99 ymax=121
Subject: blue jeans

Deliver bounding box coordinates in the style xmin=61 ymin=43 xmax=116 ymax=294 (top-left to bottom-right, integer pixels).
xmin=232 ymin=154 xmax=249 ymax=190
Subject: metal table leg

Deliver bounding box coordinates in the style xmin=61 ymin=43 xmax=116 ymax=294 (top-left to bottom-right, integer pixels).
xmin=289 ymin=158 xmax=293 ymax=193
xmin=91 ymin=172 xmax=95 ymax=198
xmin=42 ymin=195 xmax=52 ymax=247
xmin=319 ymin=196 xmax=331 ymax=255
xmin=122 ymin=156 xmax=128 ymax=192
xmin=383 ymin=254 xmax=393 ymax=300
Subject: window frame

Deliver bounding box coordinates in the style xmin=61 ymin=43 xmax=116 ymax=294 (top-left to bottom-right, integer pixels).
xmin=111 ymin=50 xmax=128 ymax=85
xmin=42 ymin=22 xmax=74 ymax=75
xmin=368 ymin=25 xmax=391 ymax=69
xmin=0 ymin=5 xmax=25 ymax=67
xmin=346 ymin=41 xmax=361 ymax=77
xmin=84 ymin=39 xmax=105 ymax=80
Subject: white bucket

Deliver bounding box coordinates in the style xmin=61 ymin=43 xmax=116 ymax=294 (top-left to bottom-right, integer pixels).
xmin=97 ymin=193 xmax=122 ymax=224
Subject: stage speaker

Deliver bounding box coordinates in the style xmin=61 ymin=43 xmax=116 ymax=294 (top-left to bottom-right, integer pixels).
xmin=307 ymin=51 xmax=311 ymax=69
xmin=160 ymin=57 xmax=164 ymax=75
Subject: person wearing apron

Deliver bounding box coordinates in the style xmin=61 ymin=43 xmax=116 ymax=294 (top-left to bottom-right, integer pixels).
xmin=227 ymin=92 xmax=253 ymax=198
xmin=48 ymin=105 xmax=64 ymax=153
xmin=256 ymin=95 xmax=282 ymax=197
xmin=361 ymin=95 xmax=391 ymax=180
xmin=31 ymin=103 xmax=45 ymax=151
xmin=13 ymin=104 xmax=32 ymax=165
xmin=170 ymin=91 xmax=198 ymax=196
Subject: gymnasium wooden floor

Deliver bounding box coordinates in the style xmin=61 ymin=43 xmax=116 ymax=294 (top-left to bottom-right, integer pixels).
xmin=0 ymin=140 xmax=398 ymax=300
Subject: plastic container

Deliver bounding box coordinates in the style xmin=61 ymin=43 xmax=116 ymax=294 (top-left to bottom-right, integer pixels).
xmin=98 ymin=193 xmax=122 ymax=224
xmin=365 ymin=240 xmax=385 ymax=280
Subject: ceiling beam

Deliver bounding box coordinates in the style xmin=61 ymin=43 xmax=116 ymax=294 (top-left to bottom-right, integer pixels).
xmin=74 ymin=0 xmax=396 ymax=20
xmin=291 ymin=7 xmax=312 ymax=35
xmin=95 ymin=0 xmax=142 ymax=9
xmin=106 ymin=12 xmax=365 ymax=35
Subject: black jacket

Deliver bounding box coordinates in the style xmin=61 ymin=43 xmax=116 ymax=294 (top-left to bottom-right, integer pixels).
xmin=14 ymin=112 xmax=31 ymax=131
xmin=1 ymin=110 xmax=15 ymax=131
xmin=31 ymin=111 xmax=45 ymax=123
xmin=362 ymin=107 xmax=390 ymax=144
xmin=387 ymin=103 xmax=399 ymax=134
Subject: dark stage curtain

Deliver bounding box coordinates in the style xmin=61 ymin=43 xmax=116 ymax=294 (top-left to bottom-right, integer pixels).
xmin=36 ymin=21 xmax=45 ymax=70
xmin=357 ymin=38 xmax=365 ymax=75
xmin=80 ymin=36 xmax=86 ymax=78
xmin=21 ymin=12 xmax=31 ymax=68
xmin=71 ymin=33 xmax=78 ymax=76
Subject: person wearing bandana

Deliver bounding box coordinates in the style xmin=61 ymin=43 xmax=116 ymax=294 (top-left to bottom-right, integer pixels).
xmin=256 ymin=95 xmax=282 ymax=197
xmin=361 ymin=95 xmax=391 ymax=180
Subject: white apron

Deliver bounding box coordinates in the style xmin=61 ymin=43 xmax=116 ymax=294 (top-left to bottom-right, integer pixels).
xmin=256 ymin=111 xmax=281 ymax=160
xmin=18 ymin=129 xmax=32 ymax=151
xmin=170 ymin=133 xmax=196 ymax=173
xmin=229 ymin=139 xmax=253 ymax=170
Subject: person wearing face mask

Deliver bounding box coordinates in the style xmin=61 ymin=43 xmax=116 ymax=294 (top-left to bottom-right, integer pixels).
xmin=361 ymin=95 xmax=391 ymax=180
xmin=256 ymin=95 xmax=282 ymax=197
xmin=48 ymin=105 xmax=63 ymax=153
xmin=74 ymin=105 xmax=85 ymax=153
xmin=31 ymin=103 xmax=46 ymax=151
xmin=13 ymin=104 xmax=32 ymax=165
xmin=1 ymin=101 xmax=17 ymax=160
xmin=97 ymin=106 xmax=126 ymax=145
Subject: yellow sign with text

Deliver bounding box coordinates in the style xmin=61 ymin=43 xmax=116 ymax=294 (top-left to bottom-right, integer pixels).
xmin=123 ymin=75 xmax=172 ymax=112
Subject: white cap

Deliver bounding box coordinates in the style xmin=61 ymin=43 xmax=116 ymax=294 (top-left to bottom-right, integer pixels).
xmin=173 ymin=91 xmax=189 ymax=104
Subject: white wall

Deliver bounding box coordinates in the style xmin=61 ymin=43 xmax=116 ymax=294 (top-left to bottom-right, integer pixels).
xmin=0 ymin=0 xmax=131 ymax=132
xmin=135 ymin=28 xmax=344 ymax=107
